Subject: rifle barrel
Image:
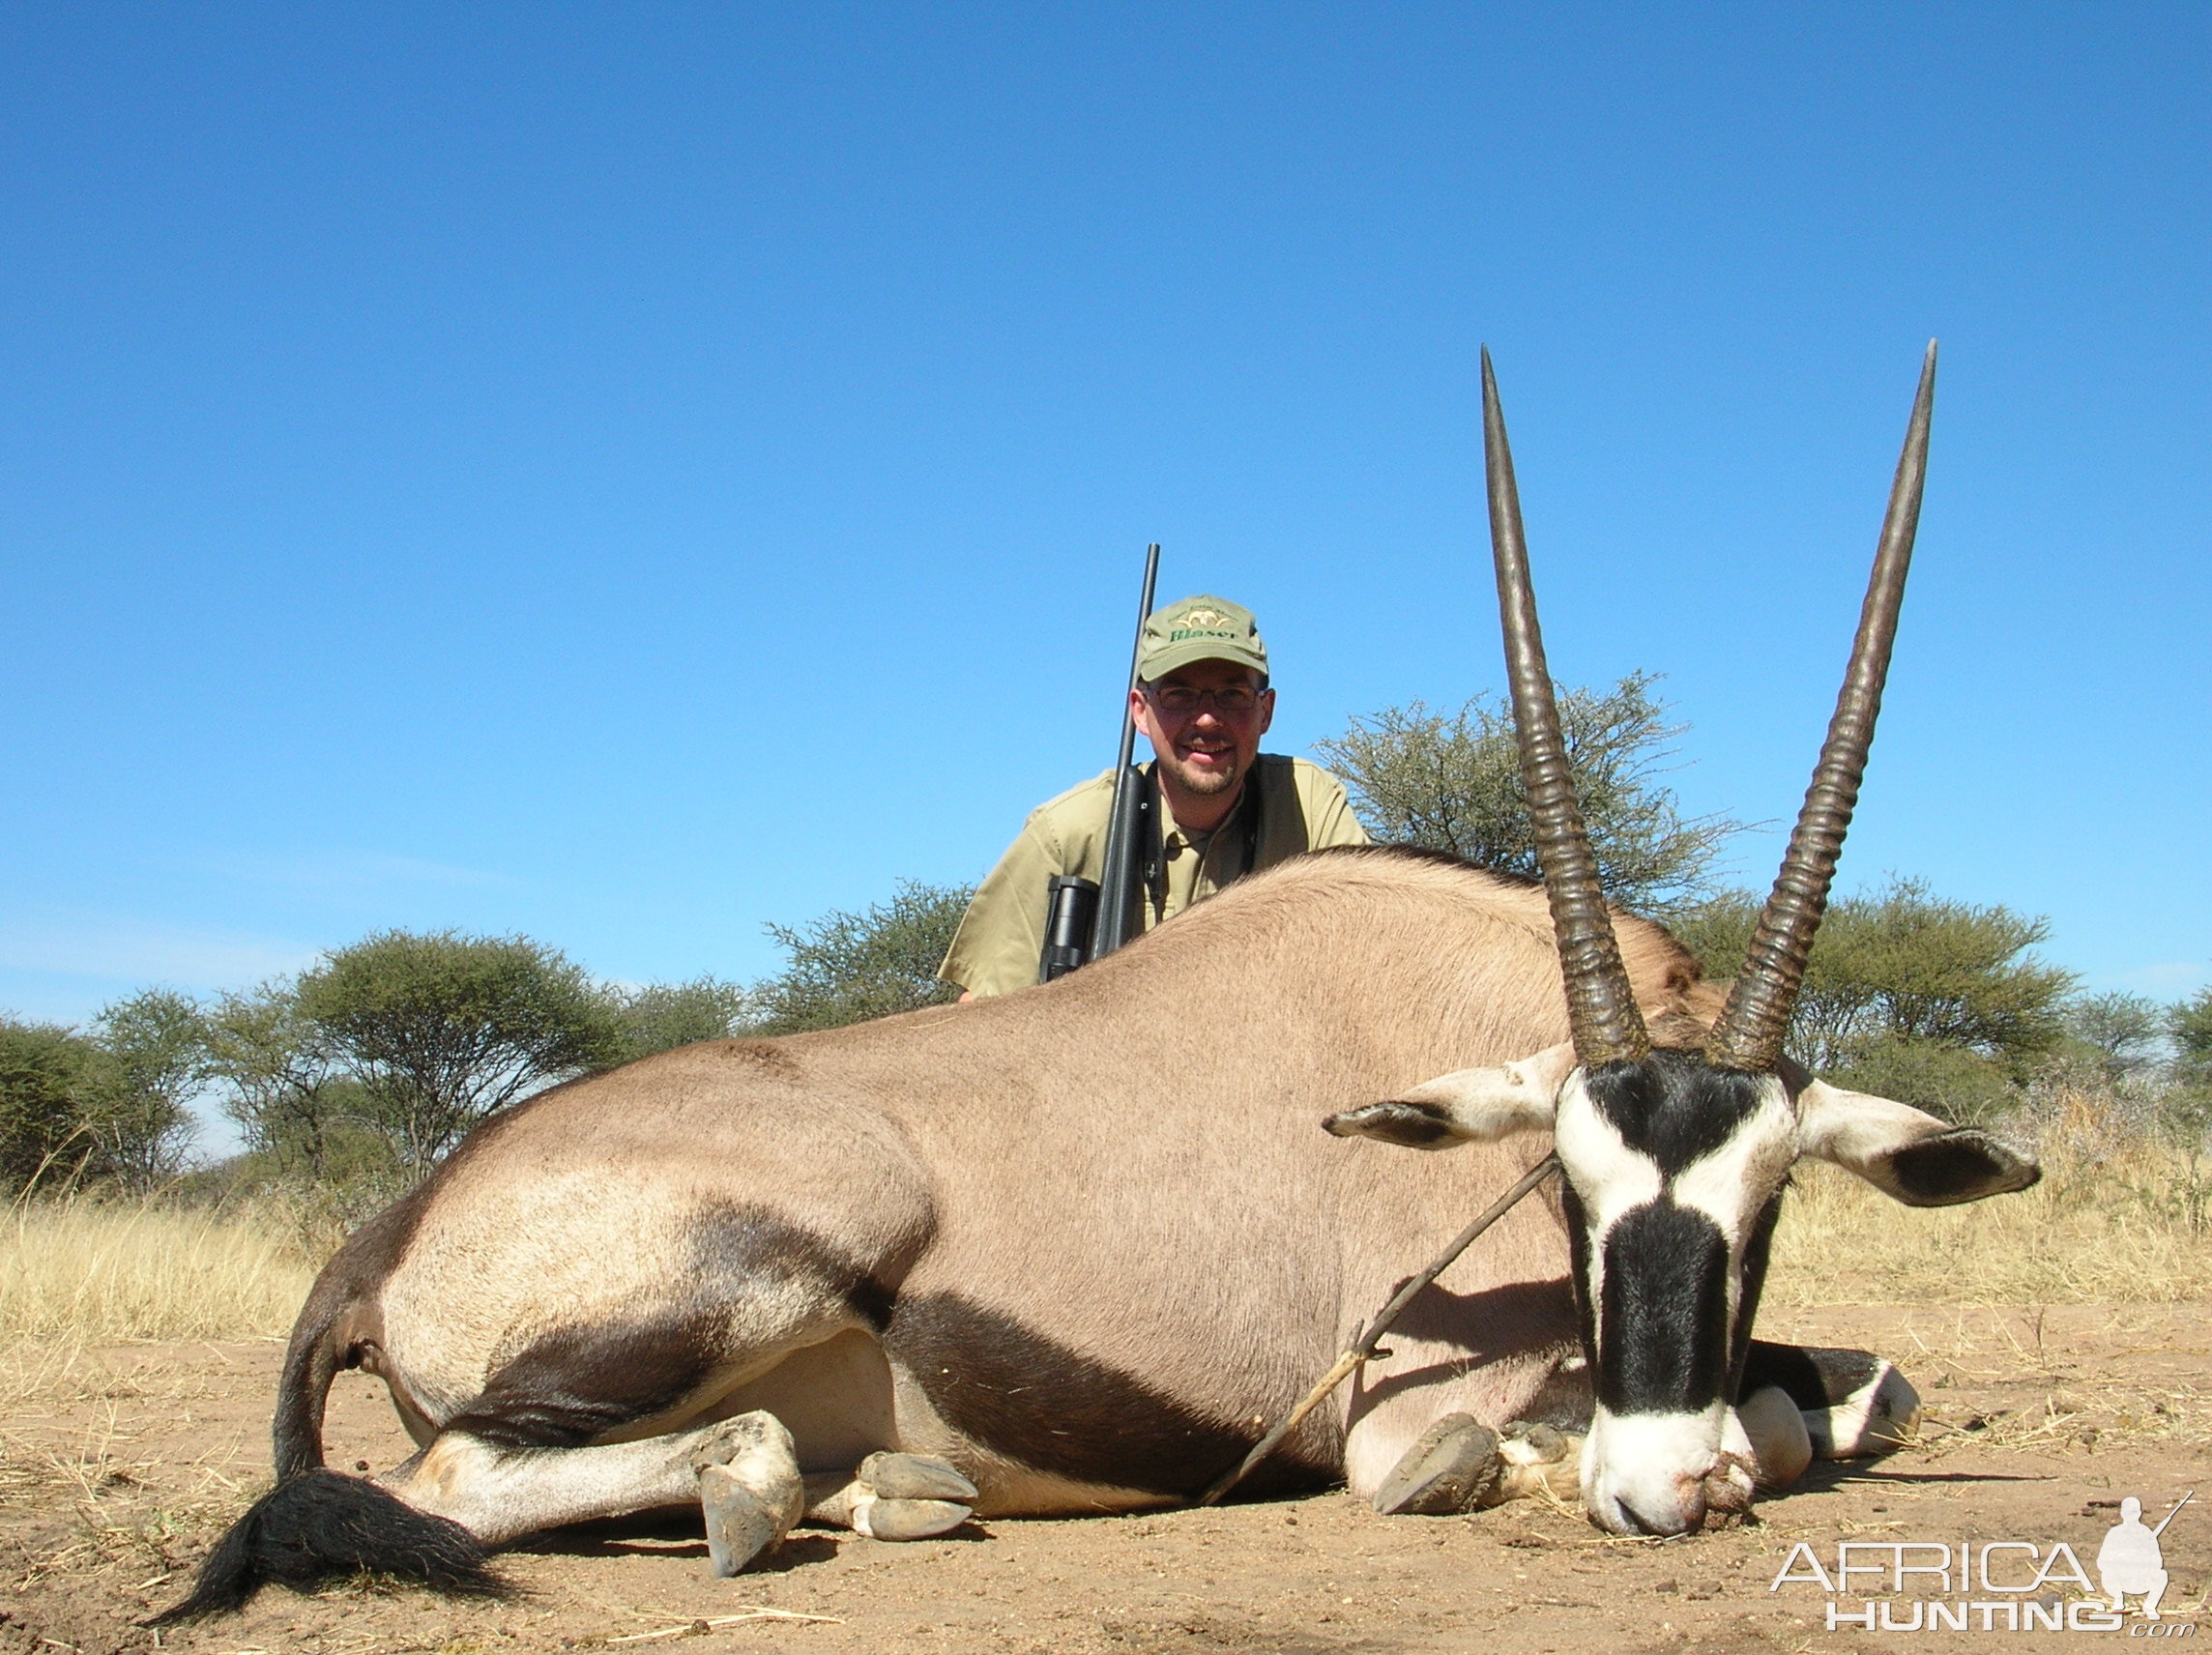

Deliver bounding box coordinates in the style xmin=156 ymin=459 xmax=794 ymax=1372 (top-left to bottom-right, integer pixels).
xmin=1090 ymin=543 xmax=1161 ymax=961
xmin=2153 ymin=1491 xmax=2194 ymax=1537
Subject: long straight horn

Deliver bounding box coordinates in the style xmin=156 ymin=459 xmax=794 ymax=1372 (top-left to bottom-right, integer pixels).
xmin=1483 ymin=349 xmax=1649 ymax=1066
xmin=1707 ymin=341 xmax=1937 ymax=1072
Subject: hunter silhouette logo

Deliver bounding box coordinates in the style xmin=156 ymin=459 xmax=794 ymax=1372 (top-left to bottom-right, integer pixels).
xmin=2100 ymin=1492 xmax=2191 ymax=1621
xmin=1769 ymin=1489 xmax=2197 ymax=1633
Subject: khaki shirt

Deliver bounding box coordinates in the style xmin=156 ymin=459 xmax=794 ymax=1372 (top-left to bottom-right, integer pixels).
xmin=939 ymin=755 xmax=1370 ymax=999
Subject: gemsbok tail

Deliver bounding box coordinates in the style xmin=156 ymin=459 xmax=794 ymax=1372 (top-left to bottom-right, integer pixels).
xmin=148 ymin=1267 xmax=504 ymax=1621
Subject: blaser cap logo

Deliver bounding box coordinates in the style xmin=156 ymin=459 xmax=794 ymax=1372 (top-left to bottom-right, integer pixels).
xmin=1170 ymin=607 xmax=1235 ymax=641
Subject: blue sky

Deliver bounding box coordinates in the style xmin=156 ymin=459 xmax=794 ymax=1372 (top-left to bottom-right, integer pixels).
xmin=4 ymin=5 xmax=2207 ymax=1060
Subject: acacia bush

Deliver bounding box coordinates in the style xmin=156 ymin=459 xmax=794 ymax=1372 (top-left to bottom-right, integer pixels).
xmin=1317 ymin=673 xmax=1745 ymax=915
xmin=747 ymin=881 xmax=973 ymax=1034
xmin=292 ymin=930 xmax=619 ymax=1170
xmin=1671 ymin=878 xmax=2075 ymax=1123
xmin=0 ymin=996 xmax=205 ymax=1195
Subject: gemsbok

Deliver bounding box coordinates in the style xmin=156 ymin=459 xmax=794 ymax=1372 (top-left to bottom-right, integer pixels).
xmin=160 ymin=342 xmax=2036 ymax=1620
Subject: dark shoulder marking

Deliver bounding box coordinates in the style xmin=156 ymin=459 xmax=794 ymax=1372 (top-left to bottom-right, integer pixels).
xmin=446 ymin=1206 xmax=896 ymax=1450
xmin=884 ymin=1292 xmax=1331 ymax=1499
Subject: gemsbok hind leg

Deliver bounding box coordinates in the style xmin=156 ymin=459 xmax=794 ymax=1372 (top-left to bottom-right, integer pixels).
xmin=379 ymin=1411 xmax=804 ymax=1575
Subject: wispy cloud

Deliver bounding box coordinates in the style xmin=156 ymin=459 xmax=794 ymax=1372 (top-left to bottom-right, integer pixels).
xmin=0 ymin=915 xmax=317 ymax=992
xmin=174 ymin=849 xmax=511 ymax=894
xmin=2094 ymin=961 xmax=2211 ymax=996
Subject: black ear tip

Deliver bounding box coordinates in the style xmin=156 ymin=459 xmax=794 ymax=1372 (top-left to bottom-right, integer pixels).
xmin=2001 ymin=1147 xmax=2042 ymax=1192
xmin=1957 ymin=1128 xmax=2041 ymax=1191
xmin=1322 ymin=1099 xmax=1462 ymax=1149
xmin=1890 ymin=1129 xmax=2040 ymax=1206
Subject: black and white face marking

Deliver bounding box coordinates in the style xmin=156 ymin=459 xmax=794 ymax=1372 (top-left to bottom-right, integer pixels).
xmin=1326 ymin=1039 xmax=2040 ymax=1533
xmin=1553 ymin=1050 xmax=1797 ymax=1535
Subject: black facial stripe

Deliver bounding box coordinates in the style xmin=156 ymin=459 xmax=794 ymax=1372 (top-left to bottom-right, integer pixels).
xmin=1594 ymin=1200 xmax=1732 ymax=1414
xmin=1583 ymin=1050 xmax=1769 ymax=1176
xmin=1560 ymin=1180 xmax=1598 ymax=1362
xmin=884 ymin=1292 xmax=1331 ymax=1499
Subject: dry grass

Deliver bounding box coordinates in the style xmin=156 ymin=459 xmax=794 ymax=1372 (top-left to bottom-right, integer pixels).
xmin=8 ymin=1105 xmax=2208 ymax=1350
xmin=0 ymin=1195 xmax=320 ymax=1346
xmin=0 ymin=1201 xmax=305 ymax=1590
xmin=1766 ymin=1123 xmax=2212 ymax=1308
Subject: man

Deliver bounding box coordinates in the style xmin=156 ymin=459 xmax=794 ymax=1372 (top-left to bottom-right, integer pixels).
xmin=940 ymin=595 xmax=1370 ymax=999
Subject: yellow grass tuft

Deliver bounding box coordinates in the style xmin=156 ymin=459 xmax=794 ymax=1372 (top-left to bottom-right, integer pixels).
xmin=1766 ymin=1129 xmax=2212 ymax=1307
xmin=0 ymin=1196 xmax=320 ymax=1345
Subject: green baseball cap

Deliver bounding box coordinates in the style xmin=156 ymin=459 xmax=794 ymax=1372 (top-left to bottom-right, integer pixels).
xmin=1136 ymin=595 xmax=1269 ymax=682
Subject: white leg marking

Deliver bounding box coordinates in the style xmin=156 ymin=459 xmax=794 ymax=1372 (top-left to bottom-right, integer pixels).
xmin=1735 ymin=1384 xmax=1813 ymax=1490
xmin=379 ymin=1411 xmax=800 ymax=1546
xmin=1804 ymin=1362 xmax=1920 ymax=1458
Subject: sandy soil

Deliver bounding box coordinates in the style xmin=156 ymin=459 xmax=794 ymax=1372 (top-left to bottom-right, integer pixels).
xmin=4 ymin=1303 xmax=2205 ymax=1654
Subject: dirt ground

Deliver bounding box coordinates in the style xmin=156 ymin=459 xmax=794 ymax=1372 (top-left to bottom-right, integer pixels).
xmin=4 ymin=1303 xmax=2206 ymax=1654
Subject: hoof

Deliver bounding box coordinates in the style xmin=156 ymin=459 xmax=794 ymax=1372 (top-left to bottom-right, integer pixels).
xmin=852 ymin=1495 xmax=973 ymax=1541
xmin=693 ymin=1411 xmax=802 ymax=1576
xmin=1373 ymin=1413 xmax=1501 ymax=1517
xmin=857 ymin=1451 xmax=979 ymax=1503
xmin=1477 ymin=1420 xmax=1582 ymax=1509
xmin=701 ymin=1465 xmax=786 ymax=1576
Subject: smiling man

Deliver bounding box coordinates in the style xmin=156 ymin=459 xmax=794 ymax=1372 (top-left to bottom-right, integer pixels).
xmin=939 ymin=595 xmax=1369 ymax=1000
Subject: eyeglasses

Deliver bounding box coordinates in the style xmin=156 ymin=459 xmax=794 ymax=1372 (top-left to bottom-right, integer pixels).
xmin=1145 ymin=683 xmax=1264 ymax=714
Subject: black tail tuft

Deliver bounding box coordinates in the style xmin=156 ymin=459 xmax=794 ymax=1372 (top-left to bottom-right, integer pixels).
xmin=147 ymin=1468 xmax=505 ymax=1624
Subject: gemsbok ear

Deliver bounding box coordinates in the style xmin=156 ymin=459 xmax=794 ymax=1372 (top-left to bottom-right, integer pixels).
xmin=1796 ymin=1080 xmax=2041 ymax=1206
xmin=1324 ymin=1043 xmax=1575 ymax=1151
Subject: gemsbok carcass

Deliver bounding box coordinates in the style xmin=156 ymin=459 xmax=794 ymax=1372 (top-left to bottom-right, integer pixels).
xmin=160 ymin=343 xmax=2036 ymax=1620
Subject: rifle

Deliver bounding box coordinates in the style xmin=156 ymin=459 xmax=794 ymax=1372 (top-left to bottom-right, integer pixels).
xmin=1038 ymin=543 xmax=1160 ymax=983
xmin=2153 ymin=1491 xmax=2195 ymax=1538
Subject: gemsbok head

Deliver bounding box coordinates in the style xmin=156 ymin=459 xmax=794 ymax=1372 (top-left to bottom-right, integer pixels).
xmin=1326 ymin=344 xmax=2039 ymax=1536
